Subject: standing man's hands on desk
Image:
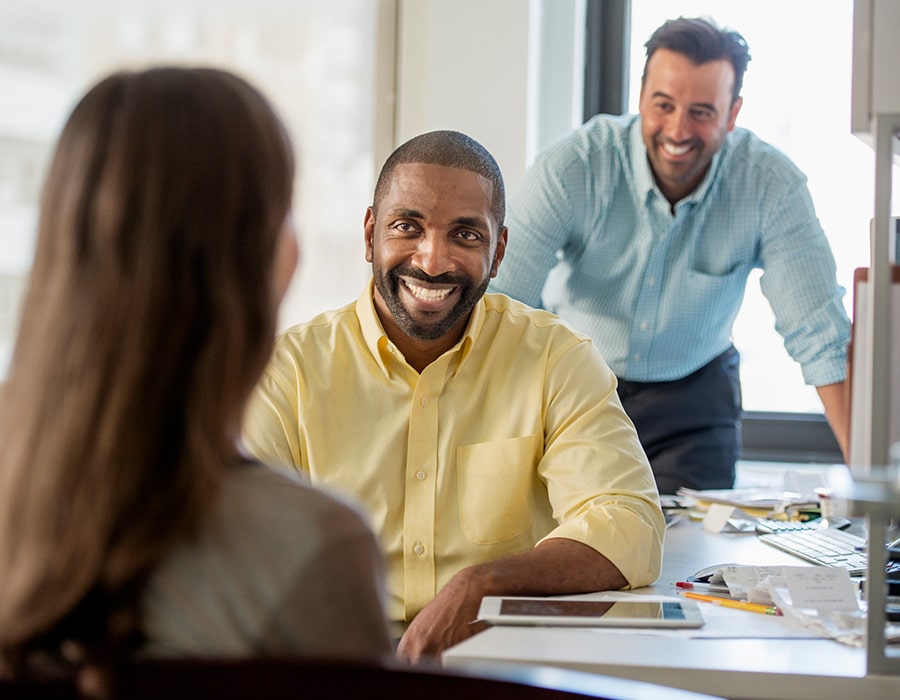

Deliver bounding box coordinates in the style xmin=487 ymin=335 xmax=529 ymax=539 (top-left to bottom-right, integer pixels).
xmin=397 ymin=539 xmax=628 ymax=663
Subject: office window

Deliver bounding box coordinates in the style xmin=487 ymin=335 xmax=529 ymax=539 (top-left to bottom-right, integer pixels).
xmin=626 ymin=0 xmax=900 ymax=415
xmin=0 ymin=0 xmax=392 ymax=377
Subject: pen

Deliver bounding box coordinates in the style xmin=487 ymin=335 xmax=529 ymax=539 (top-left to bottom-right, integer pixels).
xmin=682 ymin=591 xmax=782 ymax=616
xmin=672 ymin=581 xmax=732 ymax=594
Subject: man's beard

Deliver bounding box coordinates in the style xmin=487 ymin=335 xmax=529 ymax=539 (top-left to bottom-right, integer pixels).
xmin=373 ymin=264 xmax=489 ymax=341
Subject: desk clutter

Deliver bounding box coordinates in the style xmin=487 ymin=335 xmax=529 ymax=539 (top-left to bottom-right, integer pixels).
xmin=666 ymin=476 xmax=900 ymax=577
xmin=672 ymin=561 xmax=900 ymax=648
xmin=663 ymin=469 xmax=900 ymax=650
xmin=666 ymin=461 xmax=850 ymax=521
xmin=446 ymin=502 xmax=900 ymax=699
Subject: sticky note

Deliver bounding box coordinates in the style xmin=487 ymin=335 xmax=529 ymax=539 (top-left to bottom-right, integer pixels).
xmin=703 ymin=503 xmax=735 ymax=533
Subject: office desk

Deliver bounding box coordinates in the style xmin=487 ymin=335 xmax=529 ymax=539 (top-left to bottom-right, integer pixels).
xmin=442 ymin=518 xmax=900 ymax=700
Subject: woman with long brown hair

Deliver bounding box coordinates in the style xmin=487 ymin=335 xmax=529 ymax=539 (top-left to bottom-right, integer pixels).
xmin=0 ymin=66 xmax=391 ymax=679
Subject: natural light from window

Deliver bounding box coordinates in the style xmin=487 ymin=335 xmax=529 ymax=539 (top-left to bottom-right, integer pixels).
xmin=629 ymin=0 xmax=900 ymax=414
xmin=0 ymin=0 xmax=383 ymax=377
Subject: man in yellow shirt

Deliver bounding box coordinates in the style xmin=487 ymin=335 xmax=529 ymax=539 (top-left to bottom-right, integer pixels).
xmin=243 ymin=130 xmax=664 ymax=662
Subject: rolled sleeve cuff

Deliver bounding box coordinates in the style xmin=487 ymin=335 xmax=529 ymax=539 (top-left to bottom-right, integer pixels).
xmin=800 ymin=354 xmax=849 ymax=387
xmin=537 ymin=497 xmax=664 ymax=589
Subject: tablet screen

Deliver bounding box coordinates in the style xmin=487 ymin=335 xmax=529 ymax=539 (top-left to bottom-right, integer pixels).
xmin=478 ymin=596 xmax=705 ymax=628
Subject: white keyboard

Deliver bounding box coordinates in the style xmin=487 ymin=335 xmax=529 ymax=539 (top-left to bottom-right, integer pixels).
xmin=758 ymin=528 xmax=869 ymax=575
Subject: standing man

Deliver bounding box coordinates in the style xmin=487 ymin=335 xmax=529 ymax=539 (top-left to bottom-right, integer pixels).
xmin=490 ymin=16 xmax=851 ymax=495
xmin=243 ymin=130 xmax=663 ymax=663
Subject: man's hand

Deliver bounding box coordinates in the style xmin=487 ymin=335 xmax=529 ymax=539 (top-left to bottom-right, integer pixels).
xmin=396 ymin=568 xmax=487 ymax=664
xmin=395 ymin=538 xmax=629 ymax=664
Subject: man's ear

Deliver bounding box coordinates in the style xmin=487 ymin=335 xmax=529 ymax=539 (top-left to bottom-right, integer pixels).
xmin=491 ymin=226 xmax=508 ymax=278
xmin=364 ymin=206 xmax=375 ymax=263
xmin=727 ymin=96 xmax=743 ymax=132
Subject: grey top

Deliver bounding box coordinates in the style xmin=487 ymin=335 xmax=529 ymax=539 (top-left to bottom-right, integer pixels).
xmin=140 ymin=462 xmax=392 ymax=660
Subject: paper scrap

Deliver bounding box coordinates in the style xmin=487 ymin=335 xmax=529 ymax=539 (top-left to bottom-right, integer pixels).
xmin=720 ymin=565 xmax=788 ymax=600
xmin=783 ymin=567 xmax=859 ymax=611
xmin=702 ymin=503 xmax=735 ymax=533
xmin=701 ymin=504 xmax=757 ymax=533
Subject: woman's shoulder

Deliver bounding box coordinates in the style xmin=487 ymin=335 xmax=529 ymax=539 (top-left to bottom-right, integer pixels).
xmin=140 ymin=462 xmax=382 ymax=658
xmin=219 ymin=462 xmax=373 ymax=539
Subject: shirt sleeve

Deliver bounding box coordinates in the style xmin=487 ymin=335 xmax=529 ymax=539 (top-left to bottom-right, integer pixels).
xmin=755 ymin=172 xmax=851 ymax=386
xmin=490 ymin=139 xmax=583 ymax=308
xmin=535 ymin=336 xmax=665 ymax=588
xmin=242 ymin=341 xmax=305 ymax=473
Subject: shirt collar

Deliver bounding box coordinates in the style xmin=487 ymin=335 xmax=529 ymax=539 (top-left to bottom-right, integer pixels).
xmin=629 ymin=115 xmax=729 ymax=208
xmin=457 ymin=295 xmax=483 ymax=368
xmin=355 ymin=277 xmax=483 ymax=378
xmin=629 ymin=118 xmax=657 ymax=204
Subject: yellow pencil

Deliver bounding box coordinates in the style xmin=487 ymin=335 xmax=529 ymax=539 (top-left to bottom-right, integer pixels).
xmin=682 ymin=591 xmax=782 ymax=616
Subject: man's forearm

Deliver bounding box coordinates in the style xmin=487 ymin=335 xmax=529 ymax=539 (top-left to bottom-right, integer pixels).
xmin=465 ymin=537 xmax=627 ymax=597
xmin=817 ymin=381 xmax=849 ymax=463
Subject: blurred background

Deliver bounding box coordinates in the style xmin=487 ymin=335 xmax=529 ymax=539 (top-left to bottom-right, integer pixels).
xmin=2 ymin=0 xmax=897 ymax=422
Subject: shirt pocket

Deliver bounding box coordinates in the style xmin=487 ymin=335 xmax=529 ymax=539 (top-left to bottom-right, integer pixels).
xmin=456 ymin=434 xmax=541 ymax=544
xmin=684 ymin=266 xmax=747 ymax=310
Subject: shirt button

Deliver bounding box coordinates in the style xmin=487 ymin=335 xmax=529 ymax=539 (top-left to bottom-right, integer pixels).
xmin=633 ymin=353 xmax=641 ymax=361
xmin=647 ymin=277 xmax=656 ymax=286
xmin=639 ymin=321 xmax=648 ymax=331
xmin=416 ymin=470 xmax=426 ymax=481
xmin=420 ymin=397 xmax=428 ymax=407
xmin=413 ymin=543 xmax=425 ymax=556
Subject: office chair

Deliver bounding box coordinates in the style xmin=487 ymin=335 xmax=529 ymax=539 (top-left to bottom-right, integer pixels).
xmin=106 ymin=656 xmax=722 ymax=700
xmin=0 ymin=656 xmax=723 ymax=699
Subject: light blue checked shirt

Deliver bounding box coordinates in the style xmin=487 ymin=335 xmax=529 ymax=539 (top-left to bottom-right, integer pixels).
xmin=491 ymin=113 xmax=850 ymax=385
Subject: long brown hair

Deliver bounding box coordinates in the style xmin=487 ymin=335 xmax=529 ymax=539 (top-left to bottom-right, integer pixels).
xmin=0 ymin=66 xmax=295 ymax=674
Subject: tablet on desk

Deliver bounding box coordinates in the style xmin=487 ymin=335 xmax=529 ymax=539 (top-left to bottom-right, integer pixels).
xmin=477 ymin=596 xmax=705 ymax=628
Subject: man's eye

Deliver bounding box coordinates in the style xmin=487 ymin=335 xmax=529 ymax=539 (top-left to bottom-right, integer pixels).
xmin=456 ymin=230 xmax=480 ymax=241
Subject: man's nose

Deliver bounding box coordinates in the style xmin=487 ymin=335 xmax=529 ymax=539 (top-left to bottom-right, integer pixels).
xmin=413 ymin=234 xmax=454 ymax=277
xmin=663 ymin=108 xmax=692 ymax=143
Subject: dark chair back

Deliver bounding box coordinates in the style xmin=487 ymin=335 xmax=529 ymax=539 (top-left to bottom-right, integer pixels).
xmin=110 ymin=657 xmax=722 ymax=700
xmin=0 ymin=656 xmax=724 ymax=700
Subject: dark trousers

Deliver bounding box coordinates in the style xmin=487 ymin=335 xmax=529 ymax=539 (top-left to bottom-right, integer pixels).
xmin=616 ymin=346 xmax=742 ymax=495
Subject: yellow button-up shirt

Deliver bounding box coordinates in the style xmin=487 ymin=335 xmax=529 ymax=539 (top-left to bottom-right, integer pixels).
xmin=243 ymin=281 xmax=663 ymax=623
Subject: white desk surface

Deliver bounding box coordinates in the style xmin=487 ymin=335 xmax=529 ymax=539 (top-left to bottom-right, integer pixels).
xmin=442 ymin=517 xmax=900 ymax=700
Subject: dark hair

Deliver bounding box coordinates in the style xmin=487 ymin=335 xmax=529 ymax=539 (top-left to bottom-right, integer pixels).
xmin=643 ymin=16 xmax=751 ymax=104
xmin=373 ymin=130 xmax=506 ymax=227
xmin=0 ymin=66 xmax=294 ymax=676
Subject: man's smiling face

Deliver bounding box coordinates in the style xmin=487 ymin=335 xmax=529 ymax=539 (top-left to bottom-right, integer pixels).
xmin=639 ymin=48 xmax=742 ymax=204
xmin=364 ymin=162 xmax=505 ymax=345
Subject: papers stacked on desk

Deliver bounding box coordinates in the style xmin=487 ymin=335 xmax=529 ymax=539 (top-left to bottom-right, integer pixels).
xmin=676 ymin=487 xmax=817 ymax=514
xmin=674 ymin=487 xmax=823 ymax=534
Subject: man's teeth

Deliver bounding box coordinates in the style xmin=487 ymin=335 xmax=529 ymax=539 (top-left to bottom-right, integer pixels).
xmin=663 ymin=143 xmax=690 ymax=156
xmin=406 ymin=281 xmax=452 ymax=302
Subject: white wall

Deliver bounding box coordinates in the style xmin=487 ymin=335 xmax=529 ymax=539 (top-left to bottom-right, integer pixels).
xmin=392 ymin=0 xmax=584 ymax=198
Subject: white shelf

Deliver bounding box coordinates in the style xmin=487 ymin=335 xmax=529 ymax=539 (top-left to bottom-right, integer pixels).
xmin=851 ymin=0 xmax=900 ymax=160
xmin=850 ymin=0 xmax=900 ymax=677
